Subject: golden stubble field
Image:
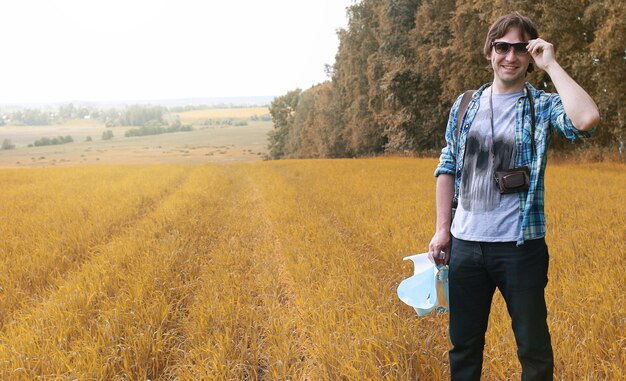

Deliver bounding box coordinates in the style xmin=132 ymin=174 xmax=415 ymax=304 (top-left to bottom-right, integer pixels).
xmin=0 ymin=158 xmax=623 ymax=380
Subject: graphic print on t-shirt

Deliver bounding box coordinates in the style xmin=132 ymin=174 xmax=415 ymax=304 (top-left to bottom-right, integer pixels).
xmin=460 ymin=91 xmax=519 ymax=212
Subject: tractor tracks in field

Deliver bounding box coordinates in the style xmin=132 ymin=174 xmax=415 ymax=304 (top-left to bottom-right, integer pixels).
xmin=0 ymin=168 xmax=194 ymax=331
xmin=238 ymin=166 xmax=315 ymax=380
xmin=0 ymin=165 xmax=241 ymax=378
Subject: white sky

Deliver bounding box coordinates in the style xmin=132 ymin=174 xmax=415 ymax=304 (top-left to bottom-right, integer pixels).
xmin=0 ymin=0 xmax=353 ymax=104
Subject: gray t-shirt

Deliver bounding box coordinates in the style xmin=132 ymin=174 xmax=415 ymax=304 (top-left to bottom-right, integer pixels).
xmin=451 ymin=89 xmax=523 ymax=242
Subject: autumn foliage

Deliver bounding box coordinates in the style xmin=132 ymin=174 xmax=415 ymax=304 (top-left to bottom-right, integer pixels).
xmin=268 ymin=0 xmax=625 ymax=159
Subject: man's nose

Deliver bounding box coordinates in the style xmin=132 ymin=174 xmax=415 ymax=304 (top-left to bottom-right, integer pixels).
xmin=505 ymin=48 xmax=517 ymax=60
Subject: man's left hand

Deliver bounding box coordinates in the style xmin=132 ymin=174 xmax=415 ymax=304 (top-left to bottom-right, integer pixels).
xmin=527 ymin=38 xmax=557 ymax=71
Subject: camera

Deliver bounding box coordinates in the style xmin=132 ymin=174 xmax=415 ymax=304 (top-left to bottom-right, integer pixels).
xmin=494 ymin=166 xmax=530 ymax=194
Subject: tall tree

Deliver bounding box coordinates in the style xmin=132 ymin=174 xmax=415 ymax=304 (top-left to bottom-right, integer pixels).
xmin=267 ymin=89 xmax=301 ymax=159
xmin=268 ymin=0 xmax=623 ymax=159
xmin=373 ymin=0 xmax=423 ymax=152
xmin=294 ymin=82 xmax=347 ymax=158
xmin=400 ymin=0 xmax=458 ymax=150
xmin=585 ymin=0 xmax=625 ymax=150
xmin=333 ymin=0 xmax=386 ymax=155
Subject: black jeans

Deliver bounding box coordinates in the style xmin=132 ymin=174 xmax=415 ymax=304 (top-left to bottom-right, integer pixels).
xmin=448 ymin=237 xmax=553 ymax=381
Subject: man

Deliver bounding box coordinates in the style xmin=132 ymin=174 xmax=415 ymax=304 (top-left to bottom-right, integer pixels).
xmin=428 ymin=12 xmax=600 ymax=381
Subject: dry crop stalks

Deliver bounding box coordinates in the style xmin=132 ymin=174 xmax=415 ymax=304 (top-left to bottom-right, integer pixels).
xmin=0 ymin=166 xmax=189 ymax=328
xmin=0 ymin=166 xmax=202 ymax=379
xmin=0 ymin=158 xmax=622 ymax=380
xmin=244 ymin=159 xmax=451 ymax=380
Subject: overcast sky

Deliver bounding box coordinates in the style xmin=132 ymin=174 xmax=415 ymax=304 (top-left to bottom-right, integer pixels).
xmin=0 ymin=0 xmax=353 ymax=104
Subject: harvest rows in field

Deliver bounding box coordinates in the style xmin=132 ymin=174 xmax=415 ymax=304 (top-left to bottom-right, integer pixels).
xmin=0 ymin=159 xmax=623 ymax=380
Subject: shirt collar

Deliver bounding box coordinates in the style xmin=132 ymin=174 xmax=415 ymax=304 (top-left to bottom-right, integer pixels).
xmin=474 ymin=82 xmax=537 ymax=99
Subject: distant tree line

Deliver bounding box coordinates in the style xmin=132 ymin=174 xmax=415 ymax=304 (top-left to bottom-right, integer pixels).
xmin=1 ymin=104 xmax=163 ymax=127
xmin=125 ymin=120 xmax=193 ymax=137
xmin=2 ymin=104 xmax=96 ymax=126
xmin=116 ymin=106 xmax=165 ymax=127
xmin=2 ymin=104 xmax=272 ymax=133
xmin=32 ymin=135 xmax=74 ymax=147
xmin=268 ymin=0 xmax=624 ymax=159
xmin=202 ymin=118 xmax=249 ymax=127
xmin=1 ymin=105 xmax=163 ymax=127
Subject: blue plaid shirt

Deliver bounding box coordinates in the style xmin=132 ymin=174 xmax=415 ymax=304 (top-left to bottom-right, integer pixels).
xmin=435 ymin=82 xmax=594 ymax=245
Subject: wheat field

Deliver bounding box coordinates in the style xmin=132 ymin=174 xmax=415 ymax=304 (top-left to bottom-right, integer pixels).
xmin=175 ymin=108 xmax=270 ymax=126
xmin=0 ymin=158 xmax=623 ymax=380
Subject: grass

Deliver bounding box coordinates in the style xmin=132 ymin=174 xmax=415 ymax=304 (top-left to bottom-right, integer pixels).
xmin=0 ymin=158 xmax=622 ymax=380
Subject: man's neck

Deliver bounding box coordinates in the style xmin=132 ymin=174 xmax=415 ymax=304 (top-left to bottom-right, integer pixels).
xmin=491 ymin=80 xmax=526 ymax=94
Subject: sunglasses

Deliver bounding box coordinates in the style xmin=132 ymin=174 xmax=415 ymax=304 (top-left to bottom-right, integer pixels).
xmin=492 ymin=41 xmax=529 ymax=55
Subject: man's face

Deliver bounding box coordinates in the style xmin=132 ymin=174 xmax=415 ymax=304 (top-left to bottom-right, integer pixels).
xmin=487 ymin=27 xmax=532 ymax=91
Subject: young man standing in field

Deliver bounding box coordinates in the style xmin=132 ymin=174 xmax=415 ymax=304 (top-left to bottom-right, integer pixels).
xmin=428 ymin=12 xmax=600 ymax=381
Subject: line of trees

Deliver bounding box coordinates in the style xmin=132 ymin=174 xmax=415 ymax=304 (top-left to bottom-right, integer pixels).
xmin=268 ymin=0 xmax=624 ymax=159
xmin=2 ymin=104 xmax=272 ymax=128
xmin=7 ymin=109 xmax=54 ymax=125
xmin=117 ymin=106 xmax=165 ymax=127
xmin=1 ymin=104 xmax=163 ymax=127
xmin=202 ymin=118 xmax=249 ymax=127
xmin=3 ymin=105 xmax=169 ymax=128
xmin=124 ymin=121 xmax=193 ymax=137
xmin=33 ymin=135 xmax=74 ymax=147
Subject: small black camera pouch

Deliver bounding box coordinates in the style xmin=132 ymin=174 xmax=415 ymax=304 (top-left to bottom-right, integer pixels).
xmin=494 ymin=166 xmax=530 ymax=194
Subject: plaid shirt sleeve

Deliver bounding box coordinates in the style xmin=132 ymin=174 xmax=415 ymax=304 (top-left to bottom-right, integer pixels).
xmin=518 ymin=88 xmax=596 ymax=244
xmin=548 ymin=93 xmax=596 ymax=140
xmin=434 ymin=94 xmax=464 ymax=178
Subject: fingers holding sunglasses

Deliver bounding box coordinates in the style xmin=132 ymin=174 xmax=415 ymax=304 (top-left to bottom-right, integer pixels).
xmin=527 ymin=38 xmax=557 ymax=70
xmin=492 ymin=41 xmax=528 ymax=55
xmin=526 ymin=38 xmax=553 ymax=55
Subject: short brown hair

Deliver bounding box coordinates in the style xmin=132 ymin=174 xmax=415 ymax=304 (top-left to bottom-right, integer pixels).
xmin=484 ymin=12 xmax=539 ymax=73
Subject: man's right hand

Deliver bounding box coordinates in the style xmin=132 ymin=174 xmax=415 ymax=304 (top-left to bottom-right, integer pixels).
xmin=428 ymin=229 xmax=451 ymax=265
